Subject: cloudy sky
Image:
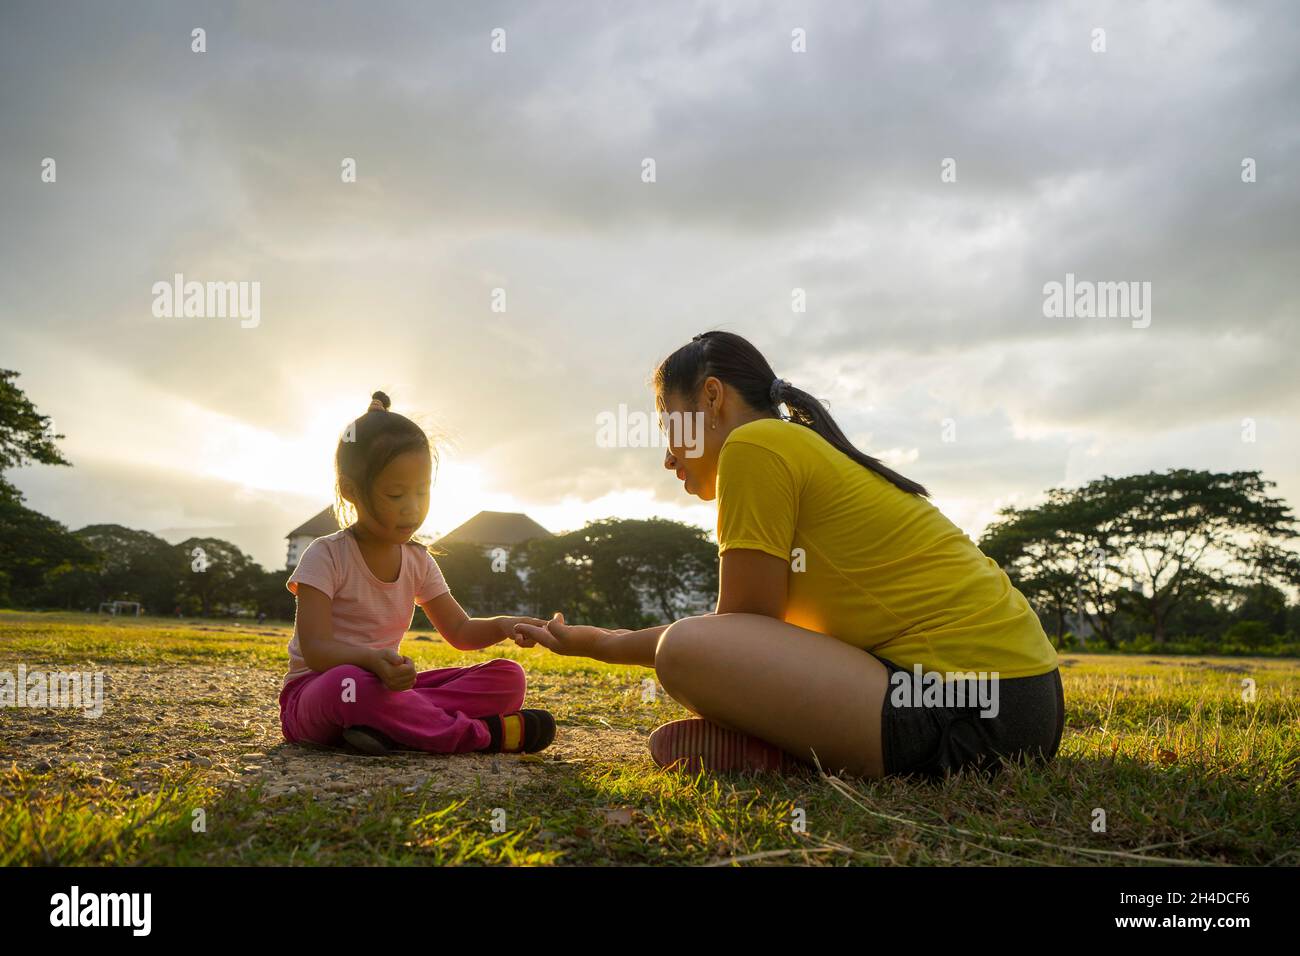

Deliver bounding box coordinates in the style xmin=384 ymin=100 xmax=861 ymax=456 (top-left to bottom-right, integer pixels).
xmin=2 ymin=0 xmax=1297 ymax=571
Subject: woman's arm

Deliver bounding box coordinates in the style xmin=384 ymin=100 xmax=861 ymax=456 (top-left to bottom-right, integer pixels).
xmin=512 ymin=550 xmax=790 ymax=666
xmin=715 ymin=548 xmax=789 ymax=618
xmin=592 ymin=624 xmax=669 ymax=667
xmin=419 ymin=591 xmax=546 ymax=651
xmin=511 ymin=615 xmax=667 ymax=667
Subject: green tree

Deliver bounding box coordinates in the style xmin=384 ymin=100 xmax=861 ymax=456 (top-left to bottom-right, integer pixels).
xmin=47 ymin=524 xmax=187 ymax=612
xmin=1165 ymin=593 xmax=1229 ymax=643
xmin=983 ymin=469 xmax=1299 ymax=648
xmin=247 ymin=567 xmax=295 ymax=621
xmin=0 ymin=368 xmax=69 ymax=500
xmin=175 ymin=537 xmax=259 ymax=616
xmin=433 ymin=541 xmax=527 ymax=618
xmin=519 ymin=531 xmax=598 ymax=620
xmin=584 ymin=517 xmax=717 ymax=623
xmin=1102 ymin=471 xmax=1298 ymax=644
xmin=0 ymin=485 xmax=96 ymax=606
xmin=520 ymin=517 xmax=717 ymax=627
xmin=1228 ymin=581 xmax=1289 ymax=634
xmin=0 ymin=370 xmax=93 ymax=606
xmin=1223 ymin=620 xmax=1274 ymax=650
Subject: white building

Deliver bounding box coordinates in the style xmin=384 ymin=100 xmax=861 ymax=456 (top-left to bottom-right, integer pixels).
xmin=285 ymin=506 xmax=341 ymax=569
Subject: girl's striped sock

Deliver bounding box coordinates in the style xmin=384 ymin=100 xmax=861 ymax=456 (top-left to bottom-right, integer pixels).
xmin=480 ymin=710 xmax=556 ymax=753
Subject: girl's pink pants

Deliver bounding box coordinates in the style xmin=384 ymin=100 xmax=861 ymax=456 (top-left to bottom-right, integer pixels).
xmin=279 ymin=658 xmax=526 ymax=754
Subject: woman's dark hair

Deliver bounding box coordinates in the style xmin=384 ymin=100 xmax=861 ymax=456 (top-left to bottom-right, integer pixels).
xmin=653 ymin=331 xmax=930 ymax=497
xmin=333 ymin=390 xmax=437 ymax=527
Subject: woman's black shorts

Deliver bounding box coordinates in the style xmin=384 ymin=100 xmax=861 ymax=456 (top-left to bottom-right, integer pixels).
xmin=876 ymin=657 xmax=1065 ymax=780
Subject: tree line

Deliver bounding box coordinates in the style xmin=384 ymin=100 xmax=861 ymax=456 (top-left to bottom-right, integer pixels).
xmin=0 ymin=508 xmax=717 ymax=627
xmin=2 ymin=367 xmax=1298 ymax=653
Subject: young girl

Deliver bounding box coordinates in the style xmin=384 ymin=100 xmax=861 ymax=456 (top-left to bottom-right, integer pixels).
xmin=279 ymin=391 xmax=556 ymax=756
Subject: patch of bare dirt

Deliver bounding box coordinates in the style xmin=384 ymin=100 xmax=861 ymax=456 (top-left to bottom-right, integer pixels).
xmin=0 ymin=662 xmax=648 ymax=805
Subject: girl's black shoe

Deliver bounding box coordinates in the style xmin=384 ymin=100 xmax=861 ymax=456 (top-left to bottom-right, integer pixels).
xmin=341 ymin=725 xmax=398 ymax=755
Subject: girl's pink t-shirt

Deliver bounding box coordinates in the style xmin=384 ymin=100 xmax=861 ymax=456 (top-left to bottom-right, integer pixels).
xmin=283 ymin=529 xmax=450 ymax=688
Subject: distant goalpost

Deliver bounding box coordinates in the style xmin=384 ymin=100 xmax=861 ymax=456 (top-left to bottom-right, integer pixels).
xmin=98 ymin=601 xmax=143 ymax=616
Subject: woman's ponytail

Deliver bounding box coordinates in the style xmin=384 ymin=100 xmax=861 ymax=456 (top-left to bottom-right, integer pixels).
xmin=656 ymin=331 xmax=930 ymax=498
xmin=777 ymin=381 xmax=930 ymax=497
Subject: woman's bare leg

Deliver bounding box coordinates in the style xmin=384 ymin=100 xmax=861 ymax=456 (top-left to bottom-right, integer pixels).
xmin=653 ymin=612 xmax=891 ymax=778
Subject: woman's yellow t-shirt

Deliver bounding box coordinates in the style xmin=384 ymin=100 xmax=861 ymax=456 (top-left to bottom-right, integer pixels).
xmin=715 ymin=418 xmax=1058 ymax=679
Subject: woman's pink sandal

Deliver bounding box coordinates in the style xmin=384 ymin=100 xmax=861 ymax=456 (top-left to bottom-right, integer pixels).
xmin=648 ymin=718 xmax=798 ymax=773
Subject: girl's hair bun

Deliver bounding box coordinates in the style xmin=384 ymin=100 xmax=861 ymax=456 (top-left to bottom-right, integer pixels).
xmin=370 ymin=390 xmax=392 ymax=410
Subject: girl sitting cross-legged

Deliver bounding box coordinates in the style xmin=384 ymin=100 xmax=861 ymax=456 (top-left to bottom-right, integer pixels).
xmin=279 ymin=390 xmax=555 ymax=757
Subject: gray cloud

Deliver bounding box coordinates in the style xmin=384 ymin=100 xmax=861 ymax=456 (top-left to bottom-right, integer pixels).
xmin=2 ymin=0 xmax=1297 ymax=565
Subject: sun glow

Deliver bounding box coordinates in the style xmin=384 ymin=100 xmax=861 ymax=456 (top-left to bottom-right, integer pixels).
xmin=188 ymin=401 xmax=514 ymax=537
xmin=46 ymin=353 xmax=716 ymax=544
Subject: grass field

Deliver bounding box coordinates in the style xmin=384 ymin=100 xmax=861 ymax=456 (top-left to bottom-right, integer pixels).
xmin=1 ymin=609 xmax=1296 ymax=866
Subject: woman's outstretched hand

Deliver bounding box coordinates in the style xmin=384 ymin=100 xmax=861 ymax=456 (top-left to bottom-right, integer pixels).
xmin=512 ymin=612 xmax=609 ymax=660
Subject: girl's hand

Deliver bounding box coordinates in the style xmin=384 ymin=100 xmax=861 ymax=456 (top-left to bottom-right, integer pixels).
xmin=498 ymin=615 xmax=549 ymax=646
xmin=512 ymin=612 xmax=610 ymax=660
xmin=372 ymin=648 xmax=417 ymax=691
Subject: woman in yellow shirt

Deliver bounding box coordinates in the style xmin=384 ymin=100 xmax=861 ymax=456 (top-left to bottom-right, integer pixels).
xmin=514 ymin=331 xmax=1064 ymax=780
